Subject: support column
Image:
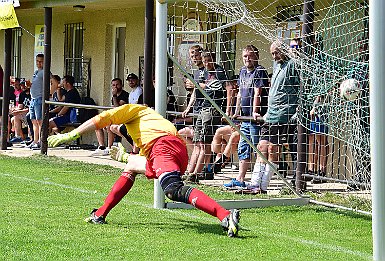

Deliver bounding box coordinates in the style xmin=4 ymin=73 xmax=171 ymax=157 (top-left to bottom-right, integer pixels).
xmin=1 ymin=29 xmax=12 ymax=150
xmin=41 ymin=7 xmax=52 ymax=154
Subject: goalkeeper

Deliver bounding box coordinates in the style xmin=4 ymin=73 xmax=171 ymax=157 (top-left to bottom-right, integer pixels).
xmin=48 ymin=104 xmax=240 ymax=237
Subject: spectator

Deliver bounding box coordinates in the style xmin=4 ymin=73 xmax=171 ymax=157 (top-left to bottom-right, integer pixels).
xmin=211 ymin=75 xmax=240 ymax=173
xmin=126 ymin=73 xmax=143 ymax=104
xmin=92 ymin=78 xmax=129 ymax=156
xmin=183 ymin=50 xmax=227 ymax=182
xmin=12 ymin=77 xmax=23 ymax=107
xmin=28 ymin=54 xmax=45 ymax=149
xmin=9 ymin=80 xmax=32 ymax=143
xmin=346 ymin=36 xmax=369 ymax=188
xmin=248 ymin=41 xmax=300 ymax=193
xmin=49 ymin=75 xmax=66 ymax=118
xmin=174 ymin=74 xmax=196 ymax=152
xmin=48 ymin=75 xmax=81 ymax=134
xmin=224 ymin=45 xmax=269 ymax=189
xmin=48 ymin=104 xmax=240 ymax=237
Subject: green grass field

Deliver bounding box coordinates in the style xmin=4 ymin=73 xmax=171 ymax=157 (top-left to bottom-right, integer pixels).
xmin=0 ymin=154 xmax=372 ymax=260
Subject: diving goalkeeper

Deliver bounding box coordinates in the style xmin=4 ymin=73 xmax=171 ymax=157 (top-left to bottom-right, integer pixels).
xmin=48 ymin=104 xmax=240 ymax=237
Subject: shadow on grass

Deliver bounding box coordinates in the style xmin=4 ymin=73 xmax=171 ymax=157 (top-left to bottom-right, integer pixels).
xmin=109 ymin=216 xmax=256 ymax=239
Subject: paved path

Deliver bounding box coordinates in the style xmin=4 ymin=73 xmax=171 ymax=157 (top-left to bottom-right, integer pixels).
xmin=0 ymin=143 xmax=126 ymax=169
xmin=1 ymin=143 xmax=356 ymax=196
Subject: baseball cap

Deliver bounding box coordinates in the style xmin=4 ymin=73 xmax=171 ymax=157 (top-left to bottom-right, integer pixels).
xmin=126 ymin=73 xmax=139 ymax=80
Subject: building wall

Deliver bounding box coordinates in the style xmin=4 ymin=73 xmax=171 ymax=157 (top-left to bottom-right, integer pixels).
xmin=1 ymin=7 xmax=146 ymax=107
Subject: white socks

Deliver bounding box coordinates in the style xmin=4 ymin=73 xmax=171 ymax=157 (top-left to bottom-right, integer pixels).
xmin=249 ymin=162 xmax=266 ymax=188
xmin=261 ymin=163 xmax=278 ymax=191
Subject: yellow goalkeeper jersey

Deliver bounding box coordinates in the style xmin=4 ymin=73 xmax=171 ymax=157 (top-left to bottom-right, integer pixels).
xmin=93 ymin=104 xmax=178 ymax=158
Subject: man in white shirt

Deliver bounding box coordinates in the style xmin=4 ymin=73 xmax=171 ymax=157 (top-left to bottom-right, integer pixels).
xmin=126 ymin=73 xmax=143 ymax=104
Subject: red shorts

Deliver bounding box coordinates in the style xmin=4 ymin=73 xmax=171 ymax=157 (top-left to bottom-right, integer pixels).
xmin=145 ymin=135 xmax=188 ymax=179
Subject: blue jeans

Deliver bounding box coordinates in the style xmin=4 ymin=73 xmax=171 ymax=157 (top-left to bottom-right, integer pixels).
xmin=29 ymin=97 xmax=43 ymax=120
xmin=237 ymin=122 xmax=260 ymax=160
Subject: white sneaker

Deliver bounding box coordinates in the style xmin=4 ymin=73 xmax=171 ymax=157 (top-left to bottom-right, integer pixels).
xmin=90 ymin=147 xmax=110 ymax=156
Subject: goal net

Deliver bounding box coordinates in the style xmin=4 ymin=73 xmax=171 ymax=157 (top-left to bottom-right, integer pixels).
xmin=164 ymin=0 xmax=370 ymax=213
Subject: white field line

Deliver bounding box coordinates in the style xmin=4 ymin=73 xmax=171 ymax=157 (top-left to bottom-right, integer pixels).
xmin=1 ymin=172 xmax=372 ymax=260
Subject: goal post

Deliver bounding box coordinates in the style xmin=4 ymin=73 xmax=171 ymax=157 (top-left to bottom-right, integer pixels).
xmin=370 ymin=0 xmax=385 ymax=259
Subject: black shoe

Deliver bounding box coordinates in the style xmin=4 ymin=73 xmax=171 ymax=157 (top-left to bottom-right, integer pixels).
xmin=311 ymin=171 xmax=327 ymax=184
xmin=303 ymin=170 xmax=315 ymax=181
xmin=84 ymin=209 xmax=106 ymax=224
xmin=212 ymin=155 xmax=231 ymax=174
xmin=183 ymin=174 xmax=199 ymax=183
xmin=197 ymin=171 xmax=214 ymax=180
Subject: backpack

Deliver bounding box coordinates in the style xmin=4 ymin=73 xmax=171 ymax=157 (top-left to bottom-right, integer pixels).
xmin=78 ymin=97 xmax=98 ymax=123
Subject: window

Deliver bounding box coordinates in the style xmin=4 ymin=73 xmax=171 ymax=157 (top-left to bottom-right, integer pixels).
xmin=64 ymin=22 xmax=91 ymax=97
xmin=11 ymin=27 xmax=22 ymax=77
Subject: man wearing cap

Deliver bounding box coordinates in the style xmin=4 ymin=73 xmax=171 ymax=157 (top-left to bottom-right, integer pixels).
xmin=126 ymin=73 xmax=143 ymax=104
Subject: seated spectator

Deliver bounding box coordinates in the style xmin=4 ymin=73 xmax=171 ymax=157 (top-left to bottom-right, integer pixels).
xmin=49 ymin=75 xmax=66 ymax=118
xmin=92 ymin=77 xmax=129 ymax=156
xmin=9 ymin=80 xmax=32 ymax=143
xmin=211 ymin=124 xmax=240 ymax=173
xmin=48 ymin=75 xmax=81 ymax=134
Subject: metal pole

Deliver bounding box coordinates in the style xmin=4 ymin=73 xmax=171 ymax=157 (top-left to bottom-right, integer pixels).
xmin=144 ymin=0 xmax=154 ymax=106
xmin=370 ymin=0 xmax=385 ymax=259
xmin=1 ymin=29 xmax=12 ymax=150
xmin=297 ymin=0 xmax=314 ymax=191
xmin=153 ymin=0 xmax=168 ymax=209
xmin=41 ymin=7 xmax=52 ymax=155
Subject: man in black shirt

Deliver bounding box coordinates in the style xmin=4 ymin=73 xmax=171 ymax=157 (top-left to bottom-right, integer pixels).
xmin=48 ymin=75 xmax=81 ymax=134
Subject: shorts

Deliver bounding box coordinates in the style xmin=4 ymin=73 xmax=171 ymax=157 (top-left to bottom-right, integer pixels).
xmin=192 ymin=108 xmax=221 ymax=143
xmin=260 ymin=122 xmax=296 ymax=145
xmin=119 ymin=124 xmax=133 ymax=144
xmin=52 ymin=114 xmax=71 ymax=128
xmin=237 ymin=122 xmax=260 ymax=160
xmin=145 ymin=135 xmax=189 ymax=179
xmin=310 ymin=118 xmax=328 ymax=134
xmin=29 ymin=97 xmax=43 ymax=120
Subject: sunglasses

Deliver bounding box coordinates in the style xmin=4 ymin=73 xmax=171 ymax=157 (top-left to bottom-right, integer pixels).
xmin=290 ymin=44 xmax=301 ymax=49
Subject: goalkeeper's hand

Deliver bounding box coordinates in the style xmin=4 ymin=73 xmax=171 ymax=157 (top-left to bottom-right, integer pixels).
xmin=47 ymin=130 xmax=81 ymax=147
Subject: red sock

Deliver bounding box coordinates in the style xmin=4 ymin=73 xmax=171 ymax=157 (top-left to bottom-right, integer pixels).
xmin=95 ymin=172 xmax=135 ymax=217
xmin=188 ymin=188 xmax=230 ymax=221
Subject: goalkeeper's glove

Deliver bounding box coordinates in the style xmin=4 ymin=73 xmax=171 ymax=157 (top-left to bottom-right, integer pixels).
xmin=47 ymin=130 xmax=81 ymax=147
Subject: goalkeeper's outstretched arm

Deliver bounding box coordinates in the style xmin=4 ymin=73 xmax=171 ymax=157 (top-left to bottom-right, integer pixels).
xmin=47 ymin=118 xmax=97 ymax=147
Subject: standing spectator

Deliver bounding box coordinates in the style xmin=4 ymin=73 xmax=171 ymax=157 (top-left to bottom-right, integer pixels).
xmin=48 ymin=75 xmax=81 ymax=134
xmin=346 ymin=36 xmax=369 ymax=188
xmin=248 ymin=41 xmax=300 ymax=193
xmin=174 ymin=74 xmax=195 ymax=153
xmin=92 ymin=78 xmax=129 ymax=156
xmin=224 ymin=45 xmax=269 ymax=188
xmin=183 ymin=50 xmax=227 ymax=182
xmin=48 ymin=104 xmax=240 ymax=237
xmin=28 ymin=54 xmax=45 ymax=149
